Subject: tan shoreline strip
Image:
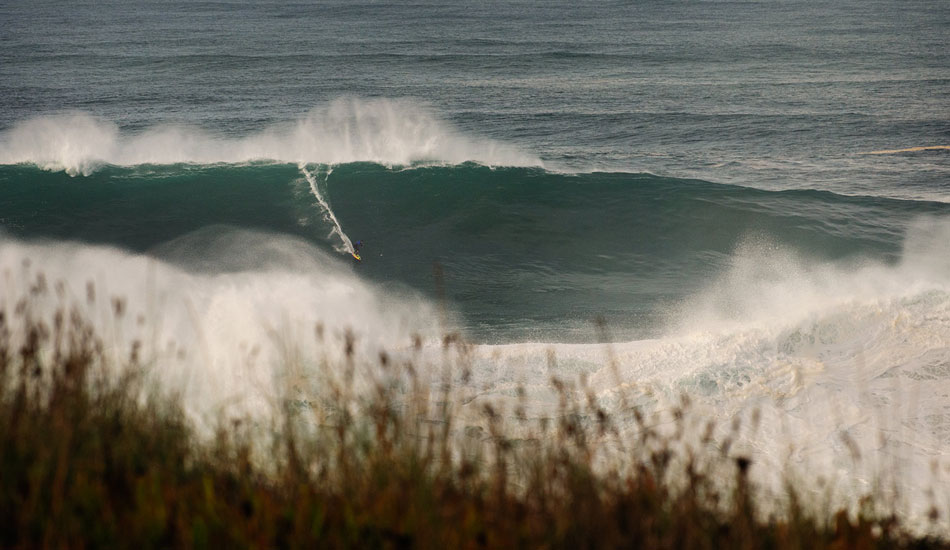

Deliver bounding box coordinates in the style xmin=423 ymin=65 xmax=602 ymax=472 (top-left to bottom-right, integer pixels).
xmin=859 ymin=145 xmax=950 ymax=155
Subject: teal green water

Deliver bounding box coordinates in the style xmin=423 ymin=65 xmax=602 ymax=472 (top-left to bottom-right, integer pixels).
xmin=2 ymin=163 xmax=946 ymax=341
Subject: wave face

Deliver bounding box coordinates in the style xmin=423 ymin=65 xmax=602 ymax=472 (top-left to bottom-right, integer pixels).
xmin=2 ymin=162 xmax=948 ymax=341
xmin=3 ymin=161 xmax=950 ymax=527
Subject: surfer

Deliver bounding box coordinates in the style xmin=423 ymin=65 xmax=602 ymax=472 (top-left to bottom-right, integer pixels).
xmin=352 ymin=240 xmax=363 ymax=261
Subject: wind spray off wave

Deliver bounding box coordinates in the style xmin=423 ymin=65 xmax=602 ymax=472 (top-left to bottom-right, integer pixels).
xmin=453 ymin=217 xmax=950 ymax=531
xmin=0 ymin=97 xmax=542 ymax=175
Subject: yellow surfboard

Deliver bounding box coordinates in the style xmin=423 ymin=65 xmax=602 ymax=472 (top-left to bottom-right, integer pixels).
xmin=351 ymin=252 xmax=361 ymax=261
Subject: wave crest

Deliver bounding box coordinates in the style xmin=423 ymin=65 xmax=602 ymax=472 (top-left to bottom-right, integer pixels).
xmin=0 ymin=97 xmax=542 ymax=175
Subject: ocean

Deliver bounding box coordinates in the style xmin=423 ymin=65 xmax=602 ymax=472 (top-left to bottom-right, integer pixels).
xmin=2 ymin=0 xmax=949 ymax=527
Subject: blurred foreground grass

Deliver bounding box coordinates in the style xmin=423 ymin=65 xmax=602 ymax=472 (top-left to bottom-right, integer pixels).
xmin=0 ymin=289 xmax=947 ymax=549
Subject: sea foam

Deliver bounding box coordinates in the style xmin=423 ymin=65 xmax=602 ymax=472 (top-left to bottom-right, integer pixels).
xmin=455 ymin=217 xmax=950 ymax=531
xmin=0 ymin=97 xmax=543 ymax=175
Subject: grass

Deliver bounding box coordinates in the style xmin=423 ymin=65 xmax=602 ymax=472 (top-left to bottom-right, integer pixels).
xmin=0 ymin=280 xmax=948 ymax=549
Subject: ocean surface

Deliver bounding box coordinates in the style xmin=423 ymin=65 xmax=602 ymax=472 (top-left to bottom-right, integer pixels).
xmin=2 ymin=0 xmax=949 ymax=528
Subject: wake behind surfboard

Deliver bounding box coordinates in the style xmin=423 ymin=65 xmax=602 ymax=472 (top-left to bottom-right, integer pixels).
xmin=300 ymin=164 xmax=362 ymax=261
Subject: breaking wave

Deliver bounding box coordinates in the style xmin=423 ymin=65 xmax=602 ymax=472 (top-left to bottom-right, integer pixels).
xmin=0 ymin=97 xmax=542 ymax=175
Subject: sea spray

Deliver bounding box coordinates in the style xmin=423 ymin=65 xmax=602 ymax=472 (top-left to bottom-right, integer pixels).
xmin=0 ymin=98 xmax=542 ymax=175
xmin=450 ymin=218 xmax=950 ymax=530
xmin=2 ymin=219 xmax=950 ymax=532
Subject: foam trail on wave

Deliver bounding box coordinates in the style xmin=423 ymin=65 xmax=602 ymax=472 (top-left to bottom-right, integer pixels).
xmin=300 ymin=164 xmax=355 ymax=255
xmin=0 ymin=97 xmax=543 ymax=175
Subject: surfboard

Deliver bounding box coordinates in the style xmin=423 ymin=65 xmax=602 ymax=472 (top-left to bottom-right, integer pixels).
xmin=351 ymin=252 xmax=361 ymax=261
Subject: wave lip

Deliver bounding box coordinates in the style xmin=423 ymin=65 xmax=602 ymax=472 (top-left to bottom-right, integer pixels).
xmin=0 ymin=97 xmax=543 ymax=175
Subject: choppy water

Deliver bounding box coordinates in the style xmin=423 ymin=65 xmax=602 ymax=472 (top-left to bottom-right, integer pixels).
xmin=2 ymin=0 xmax=949 ymax=530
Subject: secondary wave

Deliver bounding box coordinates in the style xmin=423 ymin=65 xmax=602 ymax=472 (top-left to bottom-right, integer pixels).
xmin=0 ymin=229 xmax=442 ymax=425
xmin=0 ymin=97 xmax=542 ymax=175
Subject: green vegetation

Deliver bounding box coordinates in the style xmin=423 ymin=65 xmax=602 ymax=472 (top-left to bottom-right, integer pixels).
xmin=0 ymin=287 xmax=947 ymax=549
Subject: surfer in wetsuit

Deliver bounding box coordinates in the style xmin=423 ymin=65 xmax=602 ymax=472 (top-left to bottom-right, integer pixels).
xmin=354 ymin=240 xmax=363 ymax=254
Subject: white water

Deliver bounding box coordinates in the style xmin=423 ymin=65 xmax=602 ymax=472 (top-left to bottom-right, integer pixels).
xmin=0 ymin=230 xmax=442 ymax=426
xmin=0 ymin=97 xmax=543 ymax=176
xmin=453 ymin=217 xmax=950 ymax=533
